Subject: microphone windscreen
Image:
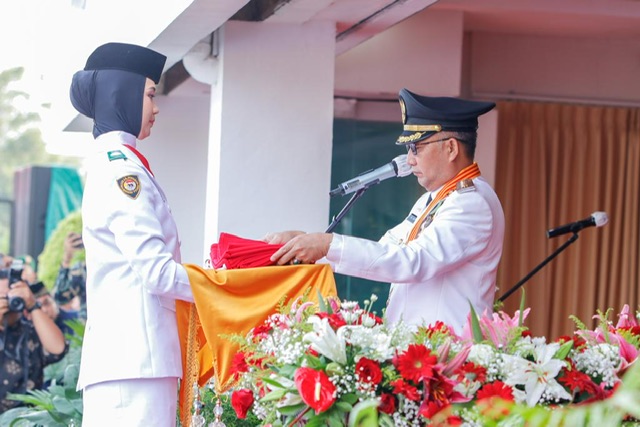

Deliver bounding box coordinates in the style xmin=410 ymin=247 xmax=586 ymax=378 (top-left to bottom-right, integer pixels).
xmin=592 ymin=211 xmax=608 ymax=227
xmin=393 ymin=154 xmax=412 ymax=177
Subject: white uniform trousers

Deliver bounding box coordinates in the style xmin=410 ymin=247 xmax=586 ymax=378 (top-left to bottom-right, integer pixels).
xmin=82 ymin=377 xmax=178 ymax=426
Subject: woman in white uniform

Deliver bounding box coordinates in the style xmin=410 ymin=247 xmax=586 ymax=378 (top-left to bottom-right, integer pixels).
xmin=70 ymin=42 xmax=194 ymax=426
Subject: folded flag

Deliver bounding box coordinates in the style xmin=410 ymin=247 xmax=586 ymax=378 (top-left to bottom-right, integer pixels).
xmin=209 ymin=232 xmax=283 ymax=269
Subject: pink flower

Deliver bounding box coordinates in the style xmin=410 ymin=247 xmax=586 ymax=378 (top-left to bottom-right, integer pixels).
xmin=461 ymin=308 xmax=531 ymax=347
xmin=615 ymin=304 xmax=639 ymax=329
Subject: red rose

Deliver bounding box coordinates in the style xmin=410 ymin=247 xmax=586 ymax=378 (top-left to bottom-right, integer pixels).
xmin=231 ymin=389 xmax=254 ymax=419
xmin=294 ymin=367 xmax=336 ymax=414
xmin=355 ymin=357 xmax=383 ymax=385
xmin=379 ymin=393 xmax=396 ymax=414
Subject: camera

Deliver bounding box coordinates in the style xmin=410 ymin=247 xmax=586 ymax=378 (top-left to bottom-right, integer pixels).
xmin=0 ymin=259 xmax=26 ymax=312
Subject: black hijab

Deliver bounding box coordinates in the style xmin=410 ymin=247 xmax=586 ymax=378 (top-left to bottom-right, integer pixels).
xmin=70 ymin=69 xmax=145 ymax=139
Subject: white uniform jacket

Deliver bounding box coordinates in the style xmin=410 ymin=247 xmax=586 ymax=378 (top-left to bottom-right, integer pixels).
xmin=326 ymin=176 xmax=504 ymax=334
xmin=78 ymin=131 xmax=194 ymax=390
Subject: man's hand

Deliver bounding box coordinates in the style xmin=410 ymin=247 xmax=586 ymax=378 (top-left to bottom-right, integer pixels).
xmin=62 ymin=232 xmax=83 ymax=268
xmin=7 ymin=280 xmax=36 ymax=311
xmin=262 ymin=230 xmax=306 ymax=245
xmin=270 ymin=233 xmax=333 ymax=265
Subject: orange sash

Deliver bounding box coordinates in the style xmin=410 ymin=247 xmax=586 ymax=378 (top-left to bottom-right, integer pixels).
xmin=407 ymin=162 xmax=481 ymax=241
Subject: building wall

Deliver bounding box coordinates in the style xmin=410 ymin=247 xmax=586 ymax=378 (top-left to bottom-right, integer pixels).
xmin=144 ymin=92 xmax=211 ymax=264
xmin=469 ymin=32 xmax=640 ymax=106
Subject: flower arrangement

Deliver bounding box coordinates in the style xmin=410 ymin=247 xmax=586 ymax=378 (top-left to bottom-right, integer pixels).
xmin=224 ymin=295 xmax=640 ymax=426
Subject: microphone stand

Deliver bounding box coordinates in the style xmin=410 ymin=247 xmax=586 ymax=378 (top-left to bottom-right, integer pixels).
xmin=497 ymin=232 xmax=580 ymax=303
xmin=325 ymin=187 xmax=370 ymax=233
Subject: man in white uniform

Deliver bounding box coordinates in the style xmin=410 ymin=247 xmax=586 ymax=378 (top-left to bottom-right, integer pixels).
xmin=268 ymin=89 xmax=505 ymax=334
xmin=70 ymin=43 xmax=194 ymax=425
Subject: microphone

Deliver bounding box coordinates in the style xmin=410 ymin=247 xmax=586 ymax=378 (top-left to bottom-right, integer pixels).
xmin=546 ymin=212 xmax=608 ymax=238
xmin=329 ymin=154 xmax=412 ymax=197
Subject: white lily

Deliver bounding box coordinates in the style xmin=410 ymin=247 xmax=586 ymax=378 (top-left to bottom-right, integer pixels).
xmin=303 ymin=316 xmax=348 ymax=365
xmin=502 ymin=342 xmax=572 ymax=406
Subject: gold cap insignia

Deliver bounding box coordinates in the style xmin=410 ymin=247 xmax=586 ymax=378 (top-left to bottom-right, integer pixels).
xmin=400 ymin=97 xmax=407 ymax=125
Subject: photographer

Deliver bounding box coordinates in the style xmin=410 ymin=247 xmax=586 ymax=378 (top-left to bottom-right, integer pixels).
xmin=0 ymin=266 xmax=67 ymax=412
xmin=53 ymin=232 xmax=86 ymax=320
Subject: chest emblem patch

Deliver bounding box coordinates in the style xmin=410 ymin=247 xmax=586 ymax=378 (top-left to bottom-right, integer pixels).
xmin=117 ymin=175 xmax=141 ymax=199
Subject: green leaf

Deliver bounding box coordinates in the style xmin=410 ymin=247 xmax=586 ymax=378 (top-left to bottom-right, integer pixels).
xmin=468 ymin=300 xmax=484 ymax=343
xmin=334 ymin=401 xmax=353 ymax=412
xmin=341 ymin=393 xmax=359 ymax=405
xmin=277 ymin=402 xmax=306 ymax=415
xmin=260 ymin=389 xmax=288 ymax=402
xmin=261 ymin=376 xmax=286 ymax=389
xmin=305 ymin=415 xmax=329 ymax=427
xmin=554 ymin=339 xmax=573 ymax=360
xmin=348 ymin=399 xmax=380 ymax=427
xmin=317 ymin=290 xmax=328 ymax=313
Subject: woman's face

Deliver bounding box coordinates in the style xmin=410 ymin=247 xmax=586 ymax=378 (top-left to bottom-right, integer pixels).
xmin=138 ymin=78 xmax=159 ymax=140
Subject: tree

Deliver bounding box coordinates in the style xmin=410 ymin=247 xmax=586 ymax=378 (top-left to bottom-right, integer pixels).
xmin=0 ymin=66 xmax=79 ymax=254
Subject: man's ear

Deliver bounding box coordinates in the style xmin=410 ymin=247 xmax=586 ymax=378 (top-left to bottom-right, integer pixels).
xmin=446 ymin=138 xmax=460 ymax=161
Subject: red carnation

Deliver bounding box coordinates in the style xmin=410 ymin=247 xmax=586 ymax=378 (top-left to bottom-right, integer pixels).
xmin=356 ymin=357 xmax=383 ymax=385
xmin=394 ymin=344 xmax=437 ymax=382
xmin=476 ymin=381 xmax=514 ymax=402
xmin=251 ymin=324 xmax=273 ymax=341
xmin=317 ymin=312 xmax=347 ymax=329
xmin=379 ymin=393 xmax=396 ymax=414
xmin=294 ymin=367 xmax=336 ymax=414
xmin=230 ymin=352 xmax=249 ymax=379
xmin=231 ymin=389 xmax=254 ymax=419
xmin=456 ymin=362 xmax=487 ymax=383
xmin=390 ymin=379 xmax=421 ymax=401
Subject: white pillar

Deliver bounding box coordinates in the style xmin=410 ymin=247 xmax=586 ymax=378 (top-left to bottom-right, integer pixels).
xmin=203 ymin=20 xmax=336 ymax=258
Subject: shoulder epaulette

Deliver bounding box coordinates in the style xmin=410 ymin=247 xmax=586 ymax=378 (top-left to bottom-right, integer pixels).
xmin=107 ymin=150 xmax=127 ymax=162
xmin=456 ymin=178 xmax=476 ymax=193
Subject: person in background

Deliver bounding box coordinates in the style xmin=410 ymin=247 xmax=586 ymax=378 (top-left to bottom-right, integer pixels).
xmin=69 ymin=42 xmax=194 ymax=426
xmin=267 ymin=88 xmax=505 ymax=334
xmin=30 ymin=282 xmax=77 ymax=336
xmin=53 ymin=232 xmax=86 ymax=320
xmin=0 ymin=276 xmax=67 ymax=412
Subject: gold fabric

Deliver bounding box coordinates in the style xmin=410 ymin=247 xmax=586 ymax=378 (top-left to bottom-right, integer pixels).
xmin=495 ymin=101 xmax=640 ymax=338
xmin=176 ymin=263 xmax=337 ymax=423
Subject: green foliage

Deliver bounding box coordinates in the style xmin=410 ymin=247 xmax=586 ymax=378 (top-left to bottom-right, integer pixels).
xmin=37 ymin=210 xmax=84 ymax=290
